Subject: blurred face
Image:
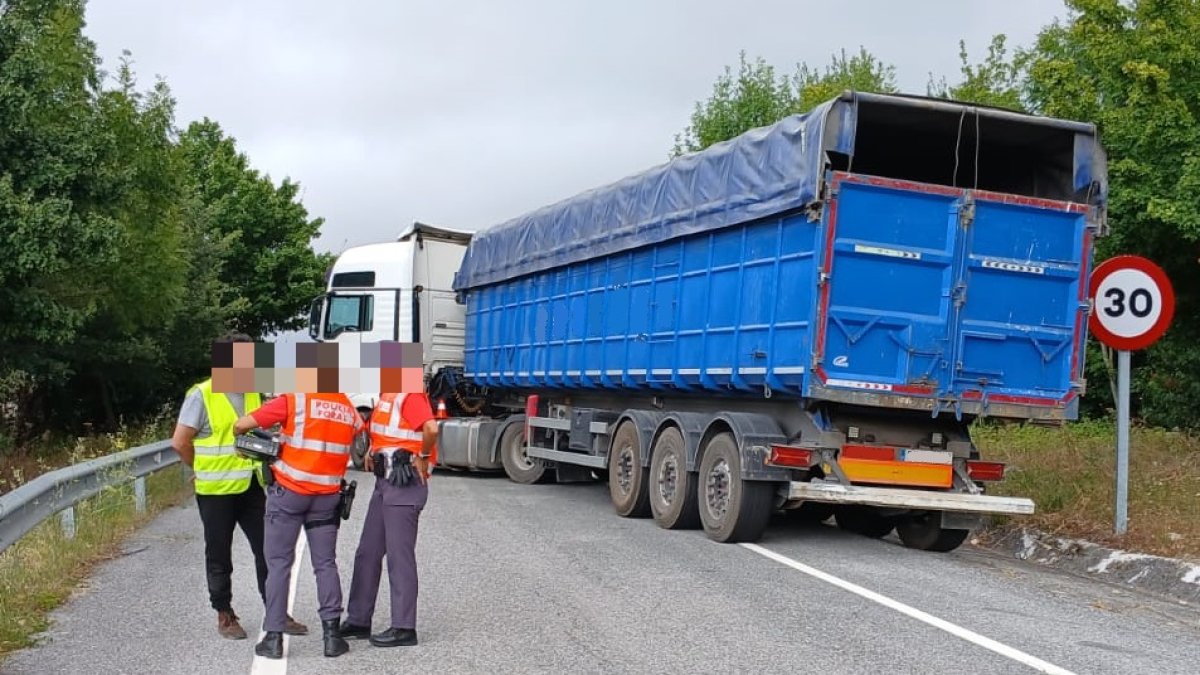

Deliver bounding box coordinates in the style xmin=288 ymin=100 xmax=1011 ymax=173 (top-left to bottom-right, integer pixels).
xmin=295 ymin=366 xmax=319 ymax=394
xmin=231 ymin=342 xmax=255 ymax=392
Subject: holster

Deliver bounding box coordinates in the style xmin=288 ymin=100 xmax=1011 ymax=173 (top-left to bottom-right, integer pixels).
xmin=303 ymin=479 xmax=356 ymax=531
xmin=339 ymin=479 xmax=357 ymax=520
xmin=391 ymin=451 xmax=416 ymax=487
xmin=376 ymin=450 xmax=416 ymax=487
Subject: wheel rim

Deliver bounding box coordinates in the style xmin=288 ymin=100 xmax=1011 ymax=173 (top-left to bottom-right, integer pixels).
xmin=512 ymin=435 xmax=535 ymax=471
xmin=616 ymin=445 xmax=635 ymax=495
xmin=657 ymin=454 xmax=678 ymax=505
xmin=705 ymin=458 xmax=731 ymax=520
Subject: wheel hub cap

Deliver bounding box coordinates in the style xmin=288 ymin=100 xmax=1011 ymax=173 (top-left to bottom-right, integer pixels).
xmin=617 ymin=446 xmax=635 ymax=494
xmin=657 ymin=456 xmax=678 ymax=504
xmin=705 ymin=459 xmax=731 ymax=519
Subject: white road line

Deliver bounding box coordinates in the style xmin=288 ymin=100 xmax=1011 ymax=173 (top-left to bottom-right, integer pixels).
xmin=740 ymin=543 xmax=1075 ymax=675
xmin=250 ymin=535 xmax=308 ymax=675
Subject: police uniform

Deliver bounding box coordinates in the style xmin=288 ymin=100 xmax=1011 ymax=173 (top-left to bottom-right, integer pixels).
xmin=248 ymin=392 xmax=363 ymax=659
xmin=340 ymin=392 xmax=436 ymax=647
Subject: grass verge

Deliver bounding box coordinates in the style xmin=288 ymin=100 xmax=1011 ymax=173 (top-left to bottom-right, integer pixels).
xmin=0 ymin=463 xmax=191 ymax=660
xmin=973 ymin=419 xmax=1200 ymax=562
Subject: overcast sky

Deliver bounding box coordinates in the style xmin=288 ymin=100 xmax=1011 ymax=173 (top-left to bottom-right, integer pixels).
xmin=84 ymin=0 xmax=1070 ymax=257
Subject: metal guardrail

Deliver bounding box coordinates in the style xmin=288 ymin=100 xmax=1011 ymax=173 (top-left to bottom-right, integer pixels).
xmin=0 ymin=440 xmax=180 ymax=554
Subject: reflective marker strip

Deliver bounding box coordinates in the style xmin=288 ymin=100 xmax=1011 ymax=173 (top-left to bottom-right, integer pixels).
xmin=292 ymin=393 xmax=307 ymax=441
xmin=854 ymin=244 xmax=921 ymax=260
xmin=273 ymin=460 xmax=341 ymax=486
xmin=825 ymin=378 xmax=893 ymax=391
xmin=193 ymin=445 xmax=237 ymax=456
xmin=194 ymin=469 xmax=254 ymax=482
xmin=369 ymin=423 xmax=422 ymax=441
xmin=281 ymin=437 xmax=351 ymax=455
xmin=982 ymin=259 xmax=1046 ymax=275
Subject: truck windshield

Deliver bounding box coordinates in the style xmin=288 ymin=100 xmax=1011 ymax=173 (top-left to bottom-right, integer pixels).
xmin=325 ymin=294 xmax=373 ymax=337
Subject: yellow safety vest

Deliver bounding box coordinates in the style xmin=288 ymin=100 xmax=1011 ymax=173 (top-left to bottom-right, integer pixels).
xmin=191 ymin=379 xmax=263 ymax=495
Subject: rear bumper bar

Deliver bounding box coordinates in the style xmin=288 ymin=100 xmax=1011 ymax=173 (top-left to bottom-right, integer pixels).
xmin=787 ymin=480 xmax=1035 ymax=516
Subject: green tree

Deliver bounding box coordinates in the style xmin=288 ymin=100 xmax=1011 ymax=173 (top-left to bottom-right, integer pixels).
xmin=928 ymin=34 xmax=1029 ymax=111
xmin=52 ymin=53 xmax=194 ymax=428
xmin=1022 ymin=0 xmax=1200 ymax=428
xmin=0 ymin=0 xmax=121 ymax=435
xmin=177 ymin=121 xmax=334 ymax=339
xmin=672 ymin=48 xmax=898 ymax=156
xmin=1 ymin=0 xmax=333 ymax=443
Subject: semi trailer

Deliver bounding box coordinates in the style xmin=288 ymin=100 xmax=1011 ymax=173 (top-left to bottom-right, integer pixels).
xmin=309 ymin=91 xmax=1108 ymax=550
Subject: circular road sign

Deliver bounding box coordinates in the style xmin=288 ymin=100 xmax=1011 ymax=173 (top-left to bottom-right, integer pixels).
xmin=1088 ymin=255 xmax=1175 ymax=351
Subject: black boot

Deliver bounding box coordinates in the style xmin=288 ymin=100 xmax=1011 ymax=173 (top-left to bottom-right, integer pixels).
xmin=323 ymin=619 xmax=350 ymax=657
xmin=255 ymin=631 xmax=283 ymax=659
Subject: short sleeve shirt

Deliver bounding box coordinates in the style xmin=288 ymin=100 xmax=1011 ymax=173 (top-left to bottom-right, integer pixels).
xmin=398 ymin=393 xmax=435 ymax=431
xmin=177 ymin=389 xmax=246 ymax=440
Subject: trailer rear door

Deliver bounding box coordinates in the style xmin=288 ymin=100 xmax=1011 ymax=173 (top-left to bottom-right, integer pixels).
xmin=810 ymin=172 xmax=1093 ymax=420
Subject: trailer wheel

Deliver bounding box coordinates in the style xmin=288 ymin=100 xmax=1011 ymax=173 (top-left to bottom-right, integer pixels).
xmin=648 ymin=427 xmax=700 ymax=530
xmin=608 ymin=421 xmax=651 ymax=518
xmin=896 ymin=512 xmax=970 ymax=552
xmin=834 ymin=505 xmax=896 ymax=539
xmin=500 ymin=422 xmax=549 ymax=484
xmin=697 ymin=432 xmax=773 ymax=543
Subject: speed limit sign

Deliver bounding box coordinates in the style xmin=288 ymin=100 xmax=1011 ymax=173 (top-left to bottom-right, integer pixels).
xmin=1087 ymin=254 xmax=1174 ymax=537
xmin=1088 ymin=255 xmax=1175 ymax=351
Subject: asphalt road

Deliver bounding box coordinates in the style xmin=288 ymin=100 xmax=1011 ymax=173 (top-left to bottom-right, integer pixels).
xmin=4 ymin=469 xmax=1199 ymax=675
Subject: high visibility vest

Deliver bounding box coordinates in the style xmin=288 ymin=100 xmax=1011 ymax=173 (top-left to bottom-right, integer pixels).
xmin=368 ymin=393 xmax=434 ymax=463
xmin=192 ymin=380 xmax=263 ymax=495
xmin=272 ymin=393 xmax=358 ymax=496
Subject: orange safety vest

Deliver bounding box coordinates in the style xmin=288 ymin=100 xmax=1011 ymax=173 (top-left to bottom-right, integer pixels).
xmin=272 ymin=393 xmax=360 ymax=495
xmin=368 ymin=393 xmax=435 ymax=465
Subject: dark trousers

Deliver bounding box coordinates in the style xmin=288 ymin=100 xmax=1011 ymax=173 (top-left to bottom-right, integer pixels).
xmin=346 ymin=476 xmax=427 ymax=630
xmin=263 ymin=483 xmax=344 ymax=632
xmin=195 ymin=487 xmax=268 ymax=613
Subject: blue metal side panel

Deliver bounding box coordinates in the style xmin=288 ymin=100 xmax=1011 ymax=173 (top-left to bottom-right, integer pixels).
xmin=952 ymin=195 xmax=1090 ymax=405
xmin=462 ymin=212 xmax=820 ymax=396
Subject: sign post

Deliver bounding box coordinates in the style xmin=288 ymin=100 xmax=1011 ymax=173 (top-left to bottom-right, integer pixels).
xmin=1087 ymin=255 xmax=1174 ymax=535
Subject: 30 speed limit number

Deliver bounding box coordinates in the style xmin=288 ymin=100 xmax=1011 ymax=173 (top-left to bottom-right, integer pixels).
xmin=1088 ymin=255 xmax=1175 ymax=351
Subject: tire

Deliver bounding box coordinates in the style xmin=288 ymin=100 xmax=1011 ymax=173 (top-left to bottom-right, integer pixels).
xmin=896 ymin=512 xmax=971 ymax=552
xmin=834 ymin=505 xmax=896 ymax=538
xmin=697 ymin=432 xmax=774 ymax=543
xmin=608 ymin=421 xmax=651 ymax=518
xmin=500 ymin=422 xmax=550 ymax=484
xmin=648 ymin=427 xmax=700 ymax=530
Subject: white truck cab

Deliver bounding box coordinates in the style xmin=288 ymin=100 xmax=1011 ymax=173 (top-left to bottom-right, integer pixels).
xmin=307 ymin=221 xmax=474 ymax=467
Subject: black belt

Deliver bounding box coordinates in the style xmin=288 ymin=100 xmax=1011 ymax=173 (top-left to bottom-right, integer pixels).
xmin=373 ymin=450 xmax=417 ymax=487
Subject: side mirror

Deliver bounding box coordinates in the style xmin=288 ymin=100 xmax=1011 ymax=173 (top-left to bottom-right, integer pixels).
xmin=308 ymin=295 xmax=326 ymax=340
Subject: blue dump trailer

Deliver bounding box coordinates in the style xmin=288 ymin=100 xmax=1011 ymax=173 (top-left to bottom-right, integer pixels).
xmin=432 ymin=91 xmax=1108 ymax=550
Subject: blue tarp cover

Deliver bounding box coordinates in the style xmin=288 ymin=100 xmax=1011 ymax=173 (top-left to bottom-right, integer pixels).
xmin=452 ymin=92 xmax=1105 ymax=291
xmin=453 ymin=99 xmax=842 ymax=290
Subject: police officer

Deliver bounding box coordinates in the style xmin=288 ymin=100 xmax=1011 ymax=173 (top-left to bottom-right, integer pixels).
xmin=338 ymin=391 xmax=438 ymax=647
xmin=170 ymin=331 xmax=307 ymax=640
xmin=234 ymin=387 xmax=364 ymax=659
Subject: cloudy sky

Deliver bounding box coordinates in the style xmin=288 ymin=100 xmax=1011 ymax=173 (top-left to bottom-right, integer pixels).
xmin=84 ymin=0 xmax=1070 ymax=257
